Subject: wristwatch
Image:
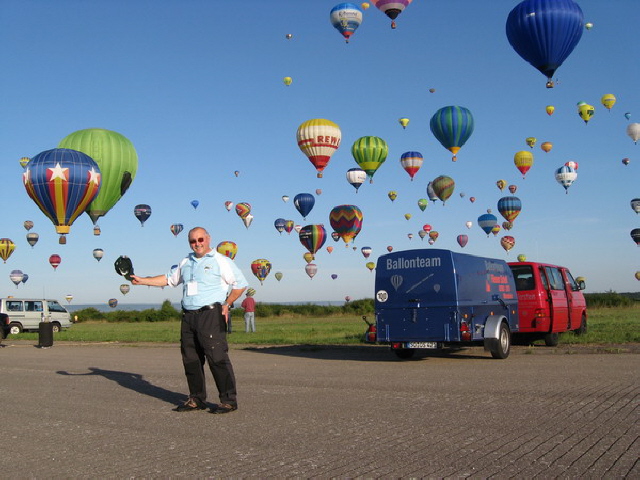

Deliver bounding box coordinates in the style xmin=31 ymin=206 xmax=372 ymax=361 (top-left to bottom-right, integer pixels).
xmin=221 ymin=302 xmax=228 ymax=307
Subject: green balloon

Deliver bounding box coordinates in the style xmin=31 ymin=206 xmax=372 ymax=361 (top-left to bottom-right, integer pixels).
xmin=351 ymin=136 xmax=388 ymax=183
xmin=58 ymin=128 xmax=138 ymax=224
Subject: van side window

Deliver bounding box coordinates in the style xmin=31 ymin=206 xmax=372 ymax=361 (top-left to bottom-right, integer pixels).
xmin=7 ymin=301 xmax=23 ymax=312
xmin=539 ymin=267 xmax=549 ymax=290
xmin=565 ymin=271 xmax=580 ymax=291
xmin=26 ymin=301 xmax=43 ymax=312
xmin=545 ymin=267 xmax=564 ymax=290
xmin=509 ymin=265 xmax=534 ymax=291
xmin=47 ymin=301 xmax=66 ymax=313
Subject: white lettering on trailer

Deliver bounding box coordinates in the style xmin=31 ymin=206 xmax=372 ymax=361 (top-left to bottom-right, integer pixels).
xmin=386 ymin=256 xmax=442 ymax=270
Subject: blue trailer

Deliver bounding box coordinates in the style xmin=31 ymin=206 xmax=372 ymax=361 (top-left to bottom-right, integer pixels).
xmin=375 ymin=249 xmax=519 ymax=359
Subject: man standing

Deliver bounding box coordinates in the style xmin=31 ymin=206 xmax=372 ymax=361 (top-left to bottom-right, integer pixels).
xmin=241 ymin=289 xmax=256 ymax=333
xmin=130 ymin=227 xmax=247 ymax=414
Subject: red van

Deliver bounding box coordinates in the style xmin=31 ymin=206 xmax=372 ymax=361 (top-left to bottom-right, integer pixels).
xmin=508 ymin=261 xmax=587 ymax=346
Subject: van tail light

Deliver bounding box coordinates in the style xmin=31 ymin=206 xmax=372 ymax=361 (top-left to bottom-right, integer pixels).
xmin=391 ymin=342 xmax=402 ymax=349
xmin=460 ymin=321 xmax=472 ymax=342
xmin=535 ymin=309 xmax=546 ymax=318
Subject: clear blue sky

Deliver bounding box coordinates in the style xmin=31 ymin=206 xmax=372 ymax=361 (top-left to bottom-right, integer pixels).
xmin=0 ymin=1 xmax=638 ymax=306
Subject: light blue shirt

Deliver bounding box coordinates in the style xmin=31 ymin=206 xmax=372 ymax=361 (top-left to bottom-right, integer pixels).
xmin=166 ymin=251 xmax=248 ymax=310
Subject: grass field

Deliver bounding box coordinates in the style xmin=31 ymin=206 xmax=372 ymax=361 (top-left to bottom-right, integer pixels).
xmin=5 ymin=304 xmax=639 ymax=346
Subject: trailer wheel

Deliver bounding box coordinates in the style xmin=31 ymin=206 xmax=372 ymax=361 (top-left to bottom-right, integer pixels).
xmin=393 ymin=348 xmax=415 ymax=360
xmin=544 ymin=332 xmax=559 ymax=347
xmin=490 ymin=323 xmax=511 ymax=359
xmin=573 ymin=315 xmax=587 ymax=336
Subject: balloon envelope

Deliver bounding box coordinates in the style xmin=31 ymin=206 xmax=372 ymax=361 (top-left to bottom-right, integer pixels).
xmin=346 ymin=168 xmax=367 ymax=192
xmin=293 ymin=193 xmax=315 ymax=219
xmin=329 ymin=3 xmax=363 ymax=42
xmin=170 ymin=223 xmax=184 ymax=237
xmin=430 ymin=106 xmax=474 ymax=161
xmin=298 ymin=225 xmax=327 ymax=254
xmin=134 ymin=204 xmax=152 ymax=226
xmin=497 ymin=196 xmax=522 ymax=223
xmin=351 ymin=136 xmax=388 ymax=183
xmin=297 ymin=119 xmax=341 ymax=177
xmin=329 ymin=205 xmax=363 ymax=244
xmin=431 ymin=175 xmax=455 ymax=204
xmin=0 ymin=238 xmax=16 ymax=263
xmin=93 ymin=248 xmax=104 ymax=261
xmin=216 ymin=241 xmax=238 ymax=260
xmin=400 ymin=151 xmax=423 ymax=180
xmin=251 ymin=259 xmax=272 ymax=285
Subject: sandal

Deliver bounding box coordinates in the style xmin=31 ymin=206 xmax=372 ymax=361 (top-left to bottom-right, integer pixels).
xmin=175 ymin=397 xmax=207 ymax=412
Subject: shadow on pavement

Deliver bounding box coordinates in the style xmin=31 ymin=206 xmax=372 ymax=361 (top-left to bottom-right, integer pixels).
xmin=240 ymin=344 xmax=492 ymax=362
xmin=57 ymin=367 xmax=185 ymax=406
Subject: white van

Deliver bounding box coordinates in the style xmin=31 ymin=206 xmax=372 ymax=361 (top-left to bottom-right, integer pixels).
xmin=0 ymin=298 xmax=73 ymax=334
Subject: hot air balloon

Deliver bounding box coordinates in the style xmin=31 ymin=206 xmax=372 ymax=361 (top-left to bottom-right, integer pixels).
xmin=387 ymin=191 xmax=397 ymax=202
xmin=428 ymin=231 xmax=439 ymax=243
xmin=93 ymin=248 xmax=104 ymax=262
xmin=352 ymin=136 xmax=388 ymax=183
xmin=578 ymin=103 xmax=595 ymax=124
xmin=631 ymin=199 xmax=640 ymax=214
xmin=541 ymin=141 xmax=553 ymax=153
xmin=631 ymin=229 xmax=640 ymax=246
xmin=386 ymin=246 xmax=393 ymax=252
xmin=120 ymin=284 xmax=130 ymax=295
xmin=496 ymin=179 xmax=507 ymax=191
xmin=497 ymin=196 xmax=522 ymax=223
xmin=418 ymin=230 xmax=426 ymax=240
xmin=526 ymin=137 xmax=537 ymax=148
xmin=58 ymin=128 xmax=137 ymax=224
xmin=326 ymin=246 xmax=333 ymax=254
xmin=431 ymin=175 xmax=455 ymax=204
xmin=282 ymin=195 xmax=289 ymax=203
xmin=284 ymin=220 xmax=295 ymax=234
xmin=404 ymin=213 xmax=412 ymax=221
xmin=506 ymin=0 xmax=584 ymax=88
xmin=625 ymin=112 xmax=631 ymax=121
xmin=93 ymin=225 xmax=101 ymax=236
xmin=627 ymin=123 xmax=640 ymax=144
xmin=430 ymin=106 xmax=474 ymax=161
xmin=565 ymin=160 xmax=579 ymax=170
xmin=457 ymin=235 xmax=468 ymax=248
xmin=304 ymin=263 xmax=317 ymax=279
xmin=19 ymin=157 xmax=30 ymax=168
xmin=361 ymin=246 xmax=371 ymax=258
xmin=417 ymin=198 xmax=428 ymax=211
xmin=275 ymin=272 xmax=283 ymax=281
xmin=330 ymin=3 xmax=363 ymax=43
xmin=316 ymin=189 xmax=322 ymax=196
xmin=283 ymin=76 xmax=292 ymax=86
xmin=234 ymin=170 xmax=240 ymax=177
xmin=346 ymin=168 xmax=367 ymax=192
xmin=517 ymin=254 xmax=527 ymax=262
xmin=422 ymin=224 xmax=432 ymax=233
xmin=23 ymin=148 xmax=101 ymax=242
xmin=108 ymin=298 xmax=118 ymax=308
xmin=134 ymin=204 xmax=152 ymax=226
xmin=400 ymin=151 xmax=423 ymax=180
xmin=636 ymin=271 xmax=640 ymax=281
xmin=546 ymin=105 xmax=555 ymax=116
xmin=190 ymin=200 xmax=199 ymax=210
xmin=491 ymin=225 xmax=502 ymax=237
xmin=23 ymin=220 xmax=34 ymax=231
xmin=303 ymin=252 xmax=314 ymax=264
xmin=426 ymin=182 xmax=438 ymax=203
xmin=224 ymin=201 xmax=233 ymax=211
xmin=465 ymin=221 xmax=472 ymax=230
xmin=294 ymin=193 xmax=315 ymax=220
xmin=216 ymin=241 xmax=238 ymax=260
xmin=170 ymin=223 xmax=184 ymax=237
xmin=514 ymin=151 xmax=534 ymax=178
xmin=299 ymin=225 xmax=327 ymax=255
xmin=371 ymin=0 xmax=412 ymax=28
xmin=331 ymin=231 xmax=340 ymax=242
xmin=21 ymin=273 xmax=28 ymax=284
xmin=297 ymin=119 xmax=342 ymax=178
xmin=243 ymin=214 xmax=254 ymax=229
xmin=555 ymin=165 xmax=577 ymax=193
xmin=331 ymin=273 xmax=338 ymax=280
xmin=65 ymin=294 xmax=73 ymax=304
xmin=274 ymin=218 xmax=286 ymax=234
xmin=251 ymin=259 xmax=272 ymax=285
xmin=26 ymin=233 xmax=39 ymax=248
xmin=478 ymin=213 xmax=498 ymax=237
xmin=622 ymin=158 xmax=630 ymax=166
xmin=330 ymin=205 xmax=363 ymax=245
xmin=49 ymin=254 xmax=61 ymax=270
xmin=235 ymin=202 xmax=251 ymax=219
xmin=9 ymin=270 xmax=24 ymax=287
xmin=470 ymin=197 xmax=476 ymax=203
xmin=0 ymin=239 xmax=16 ymax=263
xmin=601 ymin=94 xmax=616 ymax=111
xmin=508 ymin=185 xmax=518 ymax=194
xmin=502 ymin=221 xmax=513 ymax=231
xmin=366 ymin=261 xmax=375 ymax=271
xmin=398 ymin=118 xmax=410 ymax=129
xmin=501 ymin=236 xmax=516 ymax=253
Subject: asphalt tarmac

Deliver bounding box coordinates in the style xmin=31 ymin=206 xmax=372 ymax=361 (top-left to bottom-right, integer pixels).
xmin=1 ymin=340 xmax=638 ymax=478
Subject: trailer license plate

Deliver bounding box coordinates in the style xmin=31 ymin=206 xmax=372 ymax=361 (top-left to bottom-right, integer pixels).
xmin=406 ymin=342 xmax=438 ymax=349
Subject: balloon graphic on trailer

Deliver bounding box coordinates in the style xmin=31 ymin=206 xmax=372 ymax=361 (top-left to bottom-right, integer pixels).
xmin=58 ymin=128 xmax=137 ymax=224
xmin=251 ymin=259 xmax=272 ymax=285
xmin=429 ymin=106 xmax=474 ymax=162
xmin=329 ymin=3 xmax=363 ymax=43
xmin=351 ymin=136 xmax=389 ymax=183
xmin=506 ymin=0 xmax=585 ymax=88
xmin=297 ymin=119 xmax=341 ymax=177
xmin=329 ymin=205 xmax=363 ymax=245
xmin=23 ymin=148 xmax=102 ymax=243
xmin=134 ymin=204 xmax=152 ymax=226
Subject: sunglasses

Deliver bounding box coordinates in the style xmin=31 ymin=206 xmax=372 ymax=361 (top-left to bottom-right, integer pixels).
xmin=189 ymin=237 xmax=205 ymax=244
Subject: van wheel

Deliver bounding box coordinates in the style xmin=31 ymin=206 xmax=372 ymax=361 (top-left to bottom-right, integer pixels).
xmin=393 ymin=348 xmax=415 ymax=360
xmin=573 ymin=315 xmax=587 ymax=336
xmin=490 ymin=323 xmax=511 ymax=359
xmin=51 ymin=322 xmax=61 ymax=333
xmin=9 ymin=323 xmax=22 ymax=335
xmin=544 ymin=332 xmax=559 ymax=347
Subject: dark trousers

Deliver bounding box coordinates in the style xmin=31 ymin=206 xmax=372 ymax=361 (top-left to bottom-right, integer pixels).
xmin=180 ymin=308 xmax=237 ymax=406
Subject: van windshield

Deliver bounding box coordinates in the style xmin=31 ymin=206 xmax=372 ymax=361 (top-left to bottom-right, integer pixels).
xmin=47 ymin=301 xmax=67 ymax=313
xmin=509 ymin=265 xmax=534 ymax=291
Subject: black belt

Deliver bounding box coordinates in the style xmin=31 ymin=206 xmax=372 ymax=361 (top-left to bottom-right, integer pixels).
xmin=182 ymin=303 xmax=220 ymax=314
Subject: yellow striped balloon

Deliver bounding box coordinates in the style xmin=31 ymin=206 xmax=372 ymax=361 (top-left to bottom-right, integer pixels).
xmin=351 ymin=136 xmax=388 ymax=183
xmin=296 ymin=119 xmax=341 ymax=178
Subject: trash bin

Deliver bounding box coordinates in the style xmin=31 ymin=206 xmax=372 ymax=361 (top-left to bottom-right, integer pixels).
xmin=38 ymin=321 xmax=54 ymax=348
